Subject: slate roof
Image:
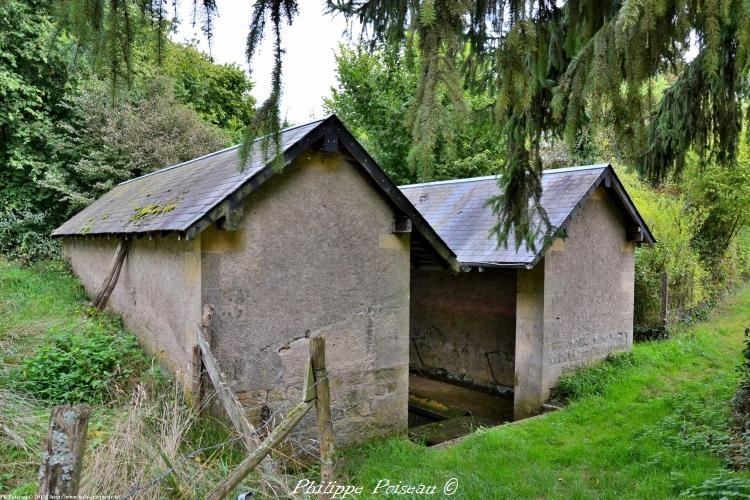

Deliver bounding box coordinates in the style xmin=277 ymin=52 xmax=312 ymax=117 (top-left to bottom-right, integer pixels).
xmin=400 ymin=164 xmax=655 ymax=268
xmin=52 ymin=115 xmax=460 ymax=271
xmin=53 ymin=120 xmax=325 ymax=237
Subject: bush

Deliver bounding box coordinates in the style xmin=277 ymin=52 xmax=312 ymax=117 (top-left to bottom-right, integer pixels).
xmin=0 ymin=206 xmax=59 ymax=263
xmin=731 ymin=327 xmax=750 ymax=468
xmin=681 ymin=473 xmax=750 ymax=498
xmin=17 ymin=316 xmax=145 ymax=404
xmin=617 ymin=167 xmax=711 ymax=327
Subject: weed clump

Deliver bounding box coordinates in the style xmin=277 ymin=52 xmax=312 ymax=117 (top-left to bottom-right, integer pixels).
xmin=16 ymin=313 xmax=145 ymax=404
xmin=551 ymin=351 xmax=636 ymax=402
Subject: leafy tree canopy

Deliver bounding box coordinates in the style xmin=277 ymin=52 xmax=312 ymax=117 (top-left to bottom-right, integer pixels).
xmin=40 ymin=0 xmax=750 ymax=249
xmin=0 ymin=0 xmax=249 ymax=229
xmin=324 ymin=44 xmax=504 ymax=185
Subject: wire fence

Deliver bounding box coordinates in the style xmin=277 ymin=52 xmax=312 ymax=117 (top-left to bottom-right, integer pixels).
xmin=119 ymin=371 xmax=331 ymax=499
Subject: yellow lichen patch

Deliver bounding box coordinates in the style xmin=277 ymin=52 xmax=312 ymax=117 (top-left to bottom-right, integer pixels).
xmin=79 ymin=216 xmax=95 ymax=234
xmin=129 ymin=199 xmax=180 ymax=223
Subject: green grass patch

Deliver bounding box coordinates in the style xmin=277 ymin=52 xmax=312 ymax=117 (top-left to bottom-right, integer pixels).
xmin=0 ymin=259 xmax=148 ymax=403
xmin=343 ymin=283 xmax=750 ymax=498
xmin=0 ymin=258 xmax=261 ymax=497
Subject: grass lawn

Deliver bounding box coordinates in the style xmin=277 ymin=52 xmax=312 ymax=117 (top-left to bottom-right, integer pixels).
xmin=0 ymin=259 xmax=246 ymax=497
xmin=2 ymin=257 xmax=749 ymax=498
xmin=343 ymin=282 xmax=750 ymax=499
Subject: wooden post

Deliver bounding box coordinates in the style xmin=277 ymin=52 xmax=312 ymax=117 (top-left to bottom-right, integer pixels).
xmin=196 ymin=324 xmax=256 ymax=450
xmin=310 ymin=335 xmax=335 ymax=490
xmin=661 ymin=271 xmax=669 ymax=333
xmin=92 ymin=239 xmax=128 ymax=310
xmin=38 ymin=404 xmax=90 ymax=497
xmin=201 ymin=303 xmax=214 ymax=344
xmin=191 ymin=344 xmax=202 ymax=405
xmin=192 ymin=304 xmax=214 ymax=407
xmin=206 ymin=400 xmax=315 ymax=500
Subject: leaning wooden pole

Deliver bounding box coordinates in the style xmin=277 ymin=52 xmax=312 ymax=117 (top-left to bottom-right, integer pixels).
xmin=38 ymin=404 xmax=90 ymax=497
xmin=206 ymin=400 xmax=314 ymax=500
xmin=310 ymin=335 xmax=335 ymax=489
xmin=194 ymin=304 xmax=282 ymax=493
xmin=92 ymin=238 xmax=128 ymax=310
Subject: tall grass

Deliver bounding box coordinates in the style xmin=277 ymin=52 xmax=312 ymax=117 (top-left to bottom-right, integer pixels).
xmin=0 ymin=258 xmax=292 ymax=497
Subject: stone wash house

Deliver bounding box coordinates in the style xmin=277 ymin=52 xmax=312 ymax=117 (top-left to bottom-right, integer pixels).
xmin=53 ymin=115 xmax=654 ymax=447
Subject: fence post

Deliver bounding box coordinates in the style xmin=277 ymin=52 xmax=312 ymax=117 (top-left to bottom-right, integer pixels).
xmin=38 ymin=404 xmax=90 ymax=497
xmin=661 ymin=271 xmax=669 ymax=334
xmin=310 ymin=335 xmax=335 ymax=492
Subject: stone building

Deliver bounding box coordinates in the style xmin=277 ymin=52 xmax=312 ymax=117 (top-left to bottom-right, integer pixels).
xmin=401 ymin=166 xmax=654 ymax=419
xmin=53 ymin=115 xmax=653 ymax=447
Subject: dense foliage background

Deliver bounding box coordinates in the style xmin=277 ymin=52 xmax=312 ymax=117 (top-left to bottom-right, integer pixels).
xmin=0 ymin=0 xmax=253 ymax=254
xmin=1 ymin=0 xmax=748 ymax=327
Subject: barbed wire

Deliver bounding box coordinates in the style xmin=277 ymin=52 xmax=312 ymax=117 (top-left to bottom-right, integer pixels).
xmin=121 ymin=430 xmax=247 ymax=499
xmin=120 ymin=369 xmax=331 ymax=499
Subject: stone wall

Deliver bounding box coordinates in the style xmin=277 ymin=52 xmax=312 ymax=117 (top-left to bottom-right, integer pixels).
xmin=513 ymin=186 xmax=635 ymax=418
xmin=409 ymin=268 xmax=516 ymax=390
xmin=201 ymin=150 xmax=411 ymax=449
xmin=61 ymin=235 xmax=202 ymax=385
xmin=542 ymin=187 xmax=635 ymax=386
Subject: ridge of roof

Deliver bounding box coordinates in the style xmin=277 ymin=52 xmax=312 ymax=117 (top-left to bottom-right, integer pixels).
xmin=398 ymin=163 xmax=609 ymax=190
xmin=118 ymin=119 xmax=326 ymax=186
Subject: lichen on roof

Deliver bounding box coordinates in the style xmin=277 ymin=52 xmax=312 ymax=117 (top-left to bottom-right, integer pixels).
xmin=51 ymin=119 xmax=326 ymax=237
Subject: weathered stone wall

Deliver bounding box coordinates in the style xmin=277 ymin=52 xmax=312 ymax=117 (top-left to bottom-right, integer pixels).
xmin=61 ymin=236 xmax=202 ymax=385
xmin=513 ymin=263 xmax=545 ymax=419
xmin=201 ymin=150 xmax=411 ymax=449
xmin=409 ymin=268 xmax=516 ymax=390
xmin=513 ymin=187 xmax=635 ymax=418
xmin=542 ymin=187 xmax=635 ymax=384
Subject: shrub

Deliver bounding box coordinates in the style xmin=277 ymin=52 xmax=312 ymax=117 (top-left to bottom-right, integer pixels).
xmin=617 ymin=167 xmax=710 ymax=327
xmin=0 ymin=206 xmax=59 ymax=263
xmin=17 ymin=317 xmax=145 ymax=404
xmin=681 ymin=473 xmax=750 ymax=498
xmin=731 ymin=327 xmax=750 ymax=468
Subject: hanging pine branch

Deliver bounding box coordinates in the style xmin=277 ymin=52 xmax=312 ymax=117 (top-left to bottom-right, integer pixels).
xmin=240 ymin=0 xmax=298 ymax=170
xmin=328 ymin=0 xmax=750 ymax=250
xmin=52 ymin=0 xmax=750 ymax=250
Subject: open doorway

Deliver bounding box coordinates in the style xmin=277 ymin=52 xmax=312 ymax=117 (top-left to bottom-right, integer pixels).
xmin=407 ymin=266 xmax=516 ymax=445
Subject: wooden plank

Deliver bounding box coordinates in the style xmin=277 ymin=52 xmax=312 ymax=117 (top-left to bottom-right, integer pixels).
xmin=310 ymin=335 xmax=335 ymax=491
xmin=196 ymin=325 xmax=256 ymax=449
xmin=38 ymin=404 xmax=90 ymax=497
xmin=92 ymin=239 xmax=128 ymax=309
xmin=303 ymin=359 xmax=316 ymax=402
xmin=206 ymin=400 xmax=315 ymax=500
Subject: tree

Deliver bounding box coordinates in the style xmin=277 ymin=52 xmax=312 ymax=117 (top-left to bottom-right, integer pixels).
xmin=42 ymin=77 xmax=228 ymax=214
xmin=45 ymin=0 xmax=750 ymax=249
xmin=325 ymin=44 xmax=504 ymax=185
xmin=163 ymin=42 xmax=255 ymax=137
xmin=0 ymin=0 xmax=77 ymax=213
xmin=686 ymin=147 xmax=750 ymax=273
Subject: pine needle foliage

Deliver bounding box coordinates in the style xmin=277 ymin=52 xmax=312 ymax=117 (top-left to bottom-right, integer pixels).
xmin=328 ymin=0 xmax=750 ymax=249
xmin=52 ymin=0 xmax=750 ymax=250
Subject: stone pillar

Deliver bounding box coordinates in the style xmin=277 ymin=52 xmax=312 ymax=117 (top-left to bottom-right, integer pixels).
xmin=513 ymin=263 xmax=545 ymax=420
